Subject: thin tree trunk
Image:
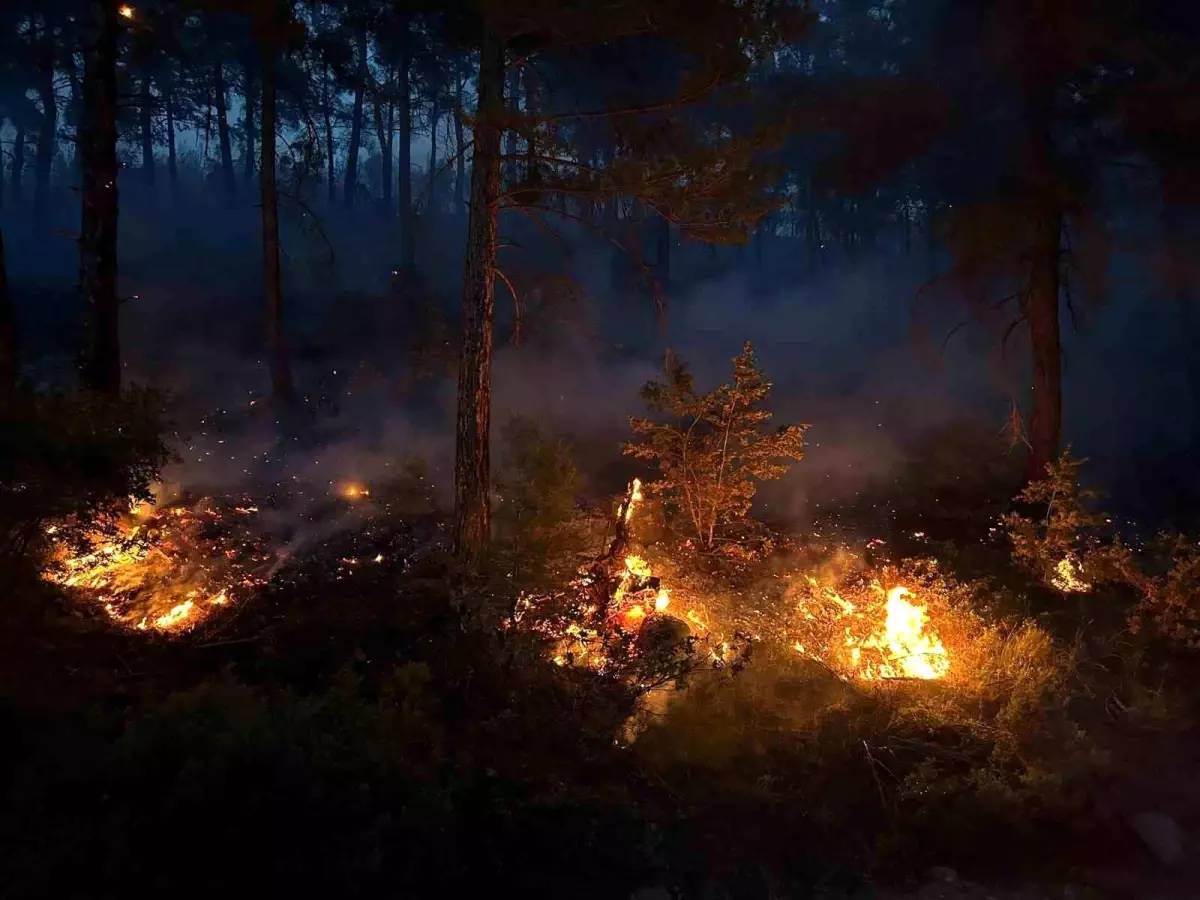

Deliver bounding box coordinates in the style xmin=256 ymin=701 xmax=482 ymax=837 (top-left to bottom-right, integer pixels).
xmin=0 ymin=226 xmax=14 ymax=389
xmin=344 ymin=22 xmax=367 ymax=208
xmin=243 ymin=60 xmax=256 ymax=187
xmin=656 ymin=214 xmax=671 ymax=304
xmin=35 ymin=38 xmax=58 ymax=221
xmin=454 ymin=71 xmax=466 ymax=211
xmin=383 ymin=76 xmax=394 ymax=212
xmin=371 ymin=71 xmax=391 ymax=211
xmin=166 ymin=88 xmax=179 ymax=202
xmin=426 ymin=93 xmax=438 ymax=226
xmin=11 ymin=125 xmax=26 ymax=205
xmin=139 ymin=74 xmax=155 ymax=187
xmin=322 ymin=61 xmax=335 ymax=204
xmin=1025 ymin=201 xmax=1063 ymax=480
xmin=213 ymin=61 xmax=235 ymax=206
xmin=78 ymin=0 xmax=121 ymax=395
xmin=453 ymin=25 xmax=504 ymax=561
xmin=398 ymin=35 xmax=414 ymax=269
xmin=503 ymin=67 xmax=519 ymax=184
xmin=260 ymin=39 xmax=292 ymax=402
xmin=66 ymin=56 xmax=81 ymax=179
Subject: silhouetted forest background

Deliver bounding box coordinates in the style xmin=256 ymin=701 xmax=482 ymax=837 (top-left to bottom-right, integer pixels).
xmin=3 ymin=0 xmax=1200 ymax=541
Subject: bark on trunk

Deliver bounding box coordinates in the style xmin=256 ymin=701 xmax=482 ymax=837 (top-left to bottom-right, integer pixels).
xmin=260 ymin=40 xmax=292 ymax=402
xmin=1025 ymin=202 xmax=1063 ymax=480
xmin=398 ymin=35 xmax=414 ymax=269
xmin=243 ymin=60 xmax=256 ymax=187
xmin=0 ymin=226 xmax=14 ymax=388
xmin=78 ymin=0 xmax=121 ymax=395
xmin=344 ymin=23 xmax=367 ymax=208
xmin=35 ymin=40 xmax=58 ymax=221
xmin=454 ymin=73 xmax=466 ymax=212
xmin=322 ymin=61 xmax=335 ymax=204
xmin=503 ymin=67 xmax=519 ymax=185
xmin=453 ymin=26 xmax=504 ymax=562
xmin=166 ymin=89 xmax=179 ymax=201
xmin=426 ymin=94 xmax=438 ymax=225
xmin=371 ymin=69 xmax=391 ymax=211
xmin=383 ymin=79 xmax=394 ymax=211
xmin=11 ymin=125 xmax=26 ymax=204
xmin=139 ymin=74 xmax=155 ymax=187
xmin=213 ymin=61 xmax=235 ymax=206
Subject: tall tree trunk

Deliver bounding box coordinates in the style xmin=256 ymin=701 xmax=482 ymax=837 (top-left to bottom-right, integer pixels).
xmin=78 ymin=0 xmax=121 ymax=395
xmin=426 ymin=93 xmax=438 ymax=226
xmin=243 ymin=61 xmax=256 ymax=187
xmin=35 ymin=39 xmax=58 ymax=222
xmin=371 ymin=70 xmax=391 ymax=211
xmin=503 ymin=67 xmax=519 ymax=184
xmin=213 ymin=61 xmax=235 ymax=206
xmin=655 ymin=214 xmax=671 ymax=302
xmin=453 ymin=26 xmax=504 ymax=561
xmin=398 ymin=36 xmax=414 ymax=270
xmin=260 ymin=40 xmax=292 ymax=402
xmin=66 ymin=56 xmax=81 ymax=179
xmin=0 ymin=226 xmax=14 ymax=389
xmin=166 ymin=88 xmax=179 ymax=202
xmin=11 ymin=125 xmax=26 ymax=205
xmin=454 ymin=72 xmax=466 ymax=211
xmin=383 ymin=77 xmax=394 ymax=211
xmin=139 ymin=74 xmax=155 ymax=187
xmin=322 ymin=61 xmax=335 ymax=204
xmin=1025 ymin=201 xmax=1063 ymax=480
xmin=344 ymin=22 xmax=367 ymax=208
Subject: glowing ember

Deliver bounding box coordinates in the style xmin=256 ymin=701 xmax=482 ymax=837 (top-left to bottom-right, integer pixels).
xmin=654 ymin=588 xmax=671 ymax=612
xmin=119 ymin=4 xmax=134 ymax=18
xmin=340 ymin=482 xmax=370 ymax=500
xmin=151 ymin=600 xmax=194 ymax=630
xmin=1051 ymin=556 xmax=1090 ymax=593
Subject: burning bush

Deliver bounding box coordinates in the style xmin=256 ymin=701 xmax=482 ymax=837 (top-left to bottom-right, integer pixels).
xmin=0 ymin=387 xmax=171 ymax=591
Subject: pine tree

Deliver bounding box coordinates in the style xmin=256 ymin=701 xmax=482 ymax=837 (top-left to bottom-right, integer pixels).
xmin=624 ymin=342 xmax=807 ymax=550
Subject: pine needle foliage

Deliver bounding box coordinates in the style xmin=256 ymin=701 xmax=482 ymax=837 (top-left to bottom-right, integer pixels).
xmin=624 ymin=341 xmax=806 ymax=550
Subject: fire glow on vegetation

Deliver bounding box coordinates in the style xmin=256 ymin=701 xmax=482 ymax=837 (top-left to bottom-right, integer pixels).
xmin=44 ymin=497 xmax=271 ymax=633
xmin=789 ymin=571 xmax=950 ymax=681
xmin=1051 ymin=556 xmax=1091 ymax=594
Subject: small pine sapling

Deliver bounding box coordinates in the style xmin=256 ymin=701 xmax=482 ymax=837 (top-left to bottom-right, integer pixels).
xmin=624 ymin=341 xmax=807 ymax=550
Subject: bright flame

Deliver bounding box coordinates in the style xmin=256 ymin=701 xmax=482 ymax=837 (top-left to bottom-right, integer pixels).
xmin=624 ymin=478 xmax=643 ymax=523
xmin=119 ymin=5 xmax=134 ymax=18
xmin=654 ymin=588 xmax=670 ymax=612
xmin=1051 ymin=556 xmax=1090 ymax=593
xmin=152 ymin=600 xmax=194 ymax=630
xmin=861 ymin=587 xmax=949 ymax=681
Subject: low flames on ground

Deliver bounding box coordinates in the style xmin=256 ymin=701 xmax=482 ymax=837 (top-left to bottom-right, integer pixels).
xmin=44 ymin=476 xmax=958 ymax=684
xmin=44 ymin=496 xmax=273 ymax=633
xmin=515 ymin=479 xmax=955 ymax=685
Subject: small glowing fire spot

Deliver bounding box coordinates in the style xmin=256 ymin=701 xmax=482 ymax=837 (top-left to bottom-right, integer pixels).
xmin=623 ymin=605 xmax=646 ymax=623
xmin=373 ymin=553 xmax=384 ymax=563
xmin=553 ymin=655 xmax=566 ymax=667
xmin=1051 ymin=557 xmax=1090 ymax=593
xmin=119 ymin=5 xmax=134 ymax=18
xmin=209 ymin=591 xmax=228 ymax=606
xmin=153 ymin=600 xmax=194 ymax=630
xmin=340 ymin=482 xmax=370 ymax=500
xmin=654 ymin=588 xmax=670 ymax=612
